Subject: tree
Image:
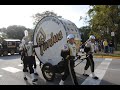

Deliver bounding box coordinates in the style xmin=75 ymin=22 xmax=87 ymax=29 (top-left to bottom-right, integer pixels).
xmin=87 ymin=5 xmax=120 ymax=50
xmin=79 ymin=26 xmax=91 ymax=43
xmin=0 ymin=28 xmax=8 ymax=42
xmin=32 ymin=10 xmax=62 ymax=26
xmin=6 ymin=25 xmax=32 ymax=40
xmin=0 ymin=32 xmax=7 ymax=43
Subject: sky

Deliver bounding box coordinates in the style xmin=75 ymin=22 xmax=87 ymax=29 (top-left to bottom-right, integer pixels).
xmin=0 ymin=5 xmax=90 ymax=29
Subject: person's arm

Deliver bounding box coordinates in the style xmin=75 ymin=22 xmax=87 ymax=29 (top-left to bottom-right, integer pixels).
xmin=33 ymin=45 xmax=39 ymax=48
xmin=93 ymin=43 xmax=97 ymax=53
xmin=103 ymin=41 xmax=104 ymax=46
xmin=19 ymin=44 xmax=23 ymax=51
xmin=33 ymin=43 xmax=44 ymax=48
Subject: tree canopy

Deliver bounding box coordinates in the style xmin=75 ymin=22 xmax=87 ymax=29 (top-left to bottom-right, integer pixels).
xmin=32 ymin=10 xmax=62 ymax=26
xmin=0 ymin=25 xmax=32 ymax=42
xmin=86 ymin=5 xmax=120 ymax=49
xmin=87 ymin=5 xmax=120 ymax=40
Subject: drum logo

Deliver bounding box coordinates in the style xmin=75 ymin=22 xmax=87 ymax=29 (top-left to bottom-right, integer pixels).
xmin=36 ymin=27 xmax=63 ymax=56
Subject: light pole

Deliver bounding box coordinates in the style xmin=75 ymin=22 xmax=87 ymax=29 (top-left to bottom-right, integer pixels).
xmin=111 ymin=31 xmax=115 ymax=49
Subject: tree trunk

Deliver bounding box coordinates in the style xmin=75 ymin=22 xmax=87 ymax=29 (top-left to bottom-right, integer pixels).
xmin=114 ymin=35 xmax=117 ymax=50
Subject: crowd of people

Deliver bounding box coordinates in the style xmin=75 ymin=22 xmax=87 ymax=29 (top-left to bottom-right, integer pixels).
xmin=80 ymin=39 xmax=114 ymax=54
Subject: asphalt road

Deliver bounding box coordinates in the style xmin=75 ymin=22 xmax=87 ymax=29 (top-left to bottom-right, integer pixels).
xmin=0 ymin=54 xmax=120 ymax=85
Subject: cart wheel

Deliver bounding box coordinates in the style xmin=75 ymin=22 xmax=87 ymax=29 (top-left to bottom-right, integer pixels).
xmin=3 ymin=51 xmax=8 ymax=56
xmin=41 ymin=63 xmax=55 ymax=82
xmin=10 ymin=50 xmax=15 ymax=55
xmin=0 ymin=51 xmax=2 ymax=56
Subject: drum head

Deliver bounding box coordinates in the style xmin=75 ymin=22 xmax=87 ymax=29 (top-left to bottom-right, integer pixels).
xmin=33 ymin=16 xmax=67 ymax=65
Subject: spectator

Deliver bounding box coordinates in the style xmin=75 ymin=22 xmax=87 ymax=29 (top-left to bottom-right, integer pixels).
xmin=103 ymin=39 xmax=108 ymax=53
xmin=108 ymin=40 xmax=114 ymax=53
xmin=98 ymin=40 xmax=102 ymax=52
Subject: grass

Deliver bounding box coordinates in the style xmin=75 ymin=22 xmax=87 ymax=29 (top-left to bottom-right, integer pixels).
xmin=94 ymin=53 xmax=120 ymax=57
xmin=117 ymin=44 xmax=120 ymax=51
xmin=94 ymin=44 xmax=120 ymax=57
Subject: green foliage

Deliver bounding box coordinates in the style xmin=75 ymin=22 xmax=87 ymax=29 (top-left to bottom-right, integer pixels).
xmin=89 ymin=30 xmax=101 ymax=39
xmin=6 ymin=25 xmax=27 ymax=40
xmin=79 ymin=26 xmax=91 ymax=42
xmin=87 ymin=5 xmax=120 ymax=50
xmin=0 ymin=25 xmax=32 ymax=40
xmin=32 ymin=11 xmax=62 ymax=26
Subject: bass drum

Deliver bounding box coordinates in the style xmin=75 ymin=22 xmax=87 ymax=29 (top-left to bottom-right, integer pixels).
xmin=33 ymin=16 xmax=81 ymax=65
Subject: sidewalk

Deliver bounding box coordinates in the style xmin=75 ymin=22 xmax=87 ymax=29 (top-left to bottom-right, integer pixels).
xmin=94 ymin=51 xmax=120 ymax=59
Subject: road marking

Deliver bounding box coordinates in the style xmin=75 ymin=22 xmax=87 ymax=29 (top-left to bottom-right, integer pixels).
xmin=108 ymin=68 xmax=120 ymax=71
xmin=0 ymin=75 xmax=2 ymax=77
xmin=1 ymin=67 xmax=22 ymax=73
xmin=18 ymin=64 xmax=23 ymax=66
xmin=81 ymin=58 xmax=112 ymax=85
xmin=36 ymin=61 xmax=39 ymax=65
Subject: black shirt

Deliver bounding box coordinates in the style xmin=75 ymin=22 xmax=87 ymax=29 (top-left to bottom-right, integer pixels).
xmin=109 ymin=42 xmax=114 ymax=47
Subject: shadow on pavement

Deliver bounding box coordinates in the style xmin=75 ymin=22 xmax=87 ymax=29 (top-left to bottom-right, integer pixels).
xmin=24 ymin=71 xmax=117 ymax=85
xmin=24 ymin=72 xmax=47 ymax=85
xmin=99 ymin=79 xmax=117 ymax=85
xmin=76 ymin=72 xmax=117 ymax=85
xmin=24 ymin=80 xmax=31 ymax=85
xmin=42 ymin=73 xmax=88 ymax=85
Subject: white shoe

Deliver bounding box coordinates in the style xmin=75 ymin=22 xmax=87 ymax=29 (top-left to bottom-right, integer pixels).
xmin=24 ymin=77 xmax=28 ymax=80
xmin=32 ymin=78 xmax=38 ymax=82
xmin=92 ymin=76 xmax=99 ymax=80
xmin=34 ymin=68 xmax=39 ymax=76
xmin=31 ymin=73 xmax=37 ymax=81
xmin=32 ymin=79 xmax=38 ymax=85
xmin=59 ymin=80 xmax=64 ymax=85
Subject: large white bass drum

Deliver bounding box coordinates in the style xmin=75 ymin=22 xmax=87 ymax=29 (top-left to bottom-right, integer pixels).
xmin=33 ymin=16 xmax=81 ymax=65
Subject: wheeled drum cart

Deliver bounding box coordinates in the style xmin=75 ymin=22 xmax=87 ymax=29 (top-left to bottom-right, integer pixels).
xmin=33 ymin=16 xmax=81 ymax=81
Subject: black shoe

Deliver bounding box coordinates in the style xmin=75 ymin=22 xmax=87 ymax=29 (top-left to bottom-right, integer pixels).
xmin=24 ymin=77 xmax=27 ymax=80
xmin=23 ymin=69 xmax=28 ymax=72
xmin=83 ymin=74 xmax=89 ymax=76
xmin=92 ymin=76 xmax=99 ymax=80
xmin=26 ymin=69 xmax=28 ymax=72
xmin=32 ymin=79 xmax=38 ymax=82
xmin=34 ymin=73 xmax=39 ymax=76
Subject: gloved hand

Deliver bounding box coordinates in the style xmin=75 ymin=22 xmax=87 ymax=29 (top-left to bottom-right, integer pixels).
xmin=78 ymin=55 xmax=81 ymax=59
xmin=94 ymin=50 xmax=96 ymax=53
xmin=66 ymin=55 xmax=70 ymax=60
xmin=76 ymin=55 xmax=81 ymax=59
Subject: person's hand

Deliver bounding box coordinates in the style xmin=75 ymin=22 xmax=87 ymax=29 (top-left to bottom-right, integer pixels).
xmin=78 ymin=55 xmax=81 ymax=59
xmin=76 ymin=55 xmax=81 ymax=59
xmin=94 ymin=50 xmax=96 ymax=53
xmin=66 ymin=55 xmax=70 ymax=60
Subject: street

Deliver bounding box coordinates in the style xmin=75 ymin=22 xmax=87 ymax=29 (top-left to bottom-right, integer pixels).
xmin=0 ymin=54 xmax=120 ymax=85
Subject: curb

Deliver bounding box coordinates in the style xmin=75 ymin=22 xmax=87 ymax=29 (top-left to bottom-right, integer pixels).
xmin=94 ymin=56 xmax=120 ymax=59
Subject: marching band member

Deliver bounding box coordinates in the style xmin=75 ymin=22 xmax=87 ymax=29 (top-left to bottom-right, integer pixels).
xmin=83 ymin=35 xmax=99 ymax=80
xmin=59 ymin=34 xmax=79 ymax=85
